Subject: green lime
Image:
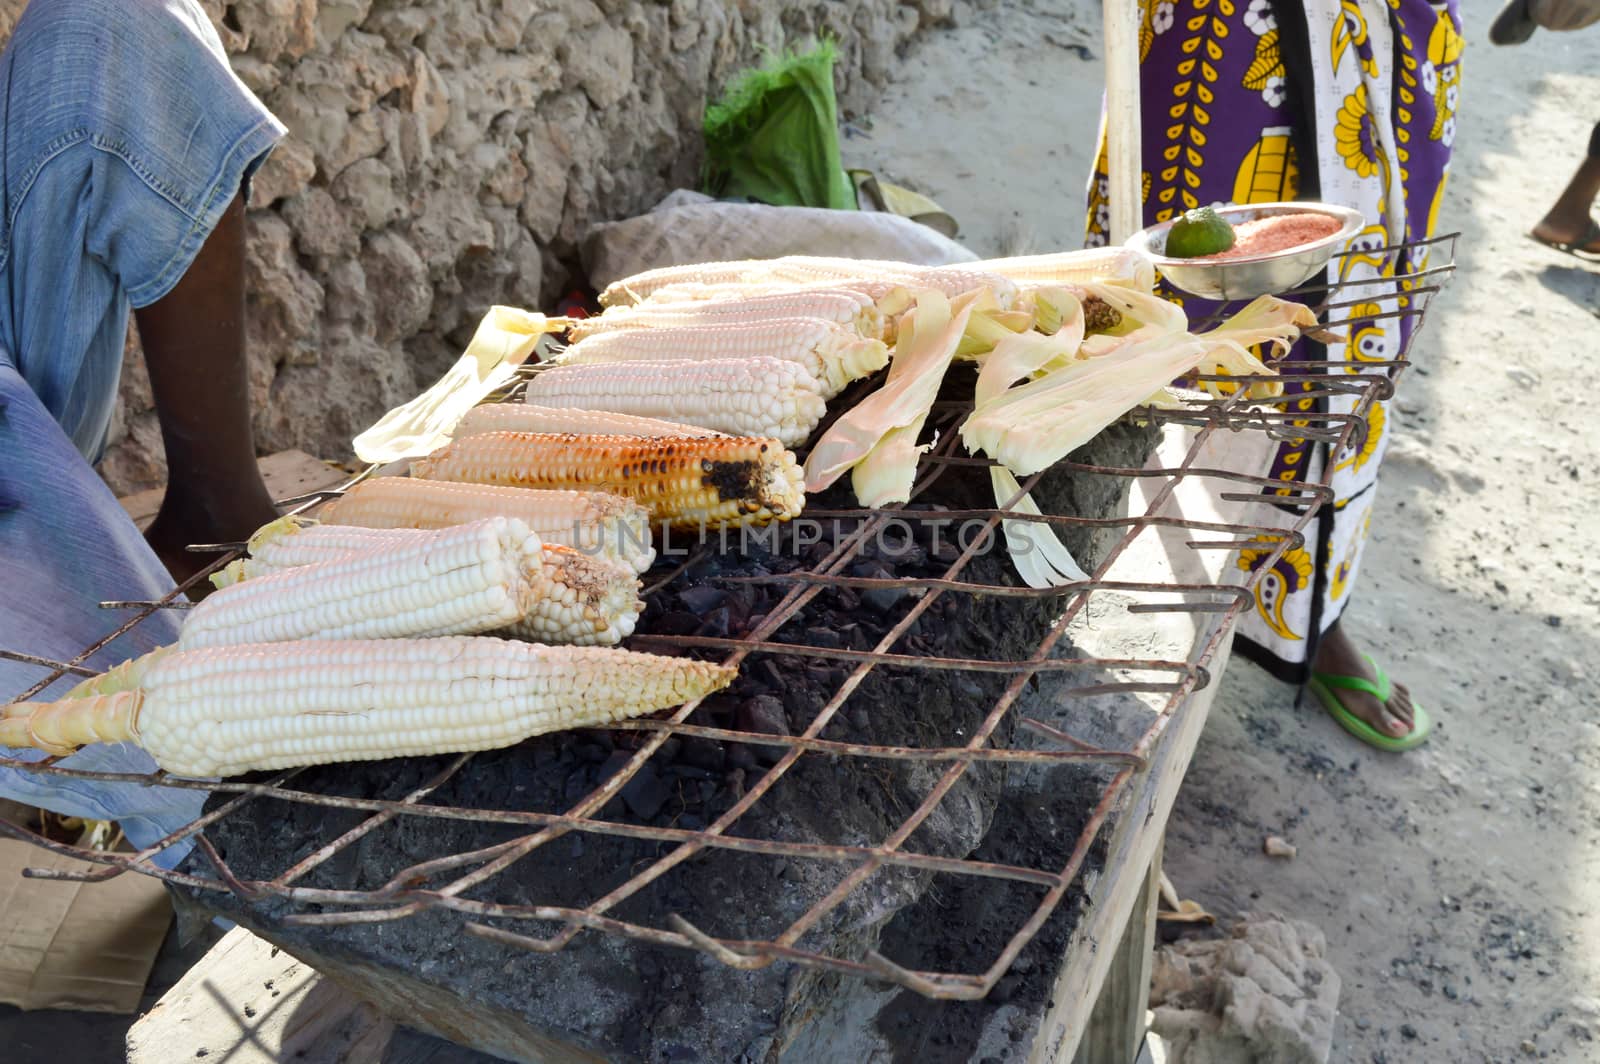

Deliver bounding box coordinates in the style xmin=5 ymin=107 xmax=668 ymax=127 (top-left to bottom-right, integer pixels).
xmin=1164 ymin=207 xmax=1237 ymax=258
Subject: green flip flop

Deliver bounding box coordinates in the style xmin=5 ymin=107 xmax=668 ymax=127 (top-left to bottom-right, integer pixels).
xmin=1306 ymin=657 xmax=1432 ymax=753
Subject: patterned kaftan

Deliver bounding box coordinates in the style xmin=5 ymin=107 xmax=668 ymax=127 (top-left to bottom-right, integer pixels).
xmin=1085 ymin=0 xmax=1462 ymax=681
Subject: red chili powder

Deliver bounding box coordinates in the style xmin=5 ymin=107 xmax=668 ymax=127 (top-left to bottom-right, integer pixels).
xmin=1199 ymin=212 xmax=1343 ymax=261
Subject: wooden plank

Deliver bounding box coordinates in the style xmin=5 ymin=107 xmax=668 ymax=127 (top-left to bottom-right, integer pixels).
xmin=1032 ymin=422 xmax=1269 ymax=1062
xmin=1034 ymin=640 xmax=1232 ymax=1064
xmin=125 ymin=926 xmax=394 ymax=1064
xmin=1072 ymin=838 xmax=1163 ymax=1064
xmin=118 ymin=450 xmax=349 ymax=530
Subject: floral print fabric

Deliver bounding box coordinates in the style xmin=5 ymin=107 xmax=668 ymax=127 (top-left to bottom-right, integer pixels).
xmin=1086 ymin=0 xmax=1461 ymax=680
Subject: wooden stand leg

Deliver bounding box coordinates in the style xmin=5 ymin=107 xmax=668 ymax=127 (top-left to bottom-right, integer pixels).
xmin=1071 ymin=836 xmax=1163 ymax=1064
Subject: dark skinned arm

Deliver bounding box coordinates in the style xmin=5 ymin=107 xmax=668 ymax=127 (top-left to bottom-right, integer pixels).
xmin=134 ymin=191 xmax=278 ymax=588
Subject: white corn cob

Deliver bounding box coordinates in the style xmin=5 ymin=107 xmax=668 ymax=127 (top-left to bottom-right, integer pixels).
xmin=509 ymin=545 xmax=643 ymax=646
xmin=556 ymin=318 xmax=889 ymax=398
xmin=600 ymin=261 xmax=776 ymax=306
xmin=179 ymin=518 xmax=548 ymax=649
xmin=639 ymin=281 xmax=796 ymax=305
xmin=602 ymin=257 xmax=1015 ymax=308
xmin=522 ymin=357 xmax=827 ymax=446
xmin=568 ymin=287 xmax=883 ymax=342
xmin=0 ymin=638 xmax=737 ymax=777
xmin=317 ymin=478 xmax=655 ymax=574
xmin=957 ymin=249 xmax=1158 ymax=292
xmin=211 ymin=518 xmax=643 ymax=646
xmin=461 ymin=404 xmax=724 ymax=439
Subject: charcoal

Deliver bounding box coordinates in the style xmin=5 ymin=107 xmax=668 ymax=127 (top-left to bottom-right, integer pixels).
xmin=176 ymin=408 xmax=1159 ymax=1064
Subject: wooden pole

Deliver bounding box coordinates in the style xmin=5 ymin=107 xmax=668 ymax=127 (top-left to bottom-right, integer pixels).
xmin=1102 ymin=0 xmax=1142 ymax=243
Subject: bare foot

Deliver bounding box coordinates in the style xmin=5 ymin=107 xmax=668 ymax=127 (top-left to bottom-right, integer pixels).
xmin=1530 ymin=217 xmax=1600 ymax=253
xmin=1309 ymin=621 xmax=1416 ymax=738
xmin=1530 ymin=156 xmax=1600 ymax=252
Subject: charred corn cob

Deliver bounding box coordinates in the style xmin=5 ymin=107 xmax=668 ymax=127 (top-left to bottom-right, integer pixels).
xmin=1 ymin=637 xmax=736 ymax=777
xmin=568 ymin=287 xmax=883 ymax=341
xmin=556 ymin=318 xmax=888 ymax=397
xmin=317 ymin=478 xmax=655 ymax=574
xmin=412 ymin=432 xmax=805 ymax=529
xmin=522 ymin=357 xmax=826 ymax=446
xmin=211 ymin=517 xmax=643 ymax=646
xmin=179 ymin=518 xmax=549 ymax=648
xmin=460 ymin=404 xmax=724 ymax=439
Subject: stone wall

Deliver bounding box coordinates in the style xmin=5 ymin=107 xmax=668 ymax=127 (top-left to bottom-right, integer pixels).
xmin=0 ymin=0 xmax=939 ymax=494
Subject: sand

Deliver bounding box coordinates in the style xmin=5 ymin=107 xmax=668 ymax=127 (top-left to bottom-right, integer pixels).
xmin=847 ymin=2 xmax=1600 ymax=1061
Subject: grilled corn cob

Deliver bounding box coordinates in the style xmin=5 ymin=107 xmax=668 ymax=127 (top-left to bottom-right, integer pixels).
xmin=0 ymin=637 xmax=736 ymax=777
xmin=522 ymin=357 xmax=826 ymax=446
xmin=317 ymin=478 xmax=655 ymax=574
xmin=211 ymin=518 xmax=643 ymax=646
xmin=412 ymin=432 xmax=805 ymax=529
xmin=460 ymin=404 xmax=724 ymax=439
xmin=179 ymin=518 xmax=549 ymax=649
xmin=568 ymin=287 xmax=883 ymax=341
xmin=556 ymin=318 xmax=889 ymax=397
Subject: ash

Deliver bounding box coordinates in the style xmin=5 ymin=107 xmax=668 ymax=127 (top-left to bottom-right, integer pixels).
xmin=178 ymin=419 xmax=1159 ymax=1064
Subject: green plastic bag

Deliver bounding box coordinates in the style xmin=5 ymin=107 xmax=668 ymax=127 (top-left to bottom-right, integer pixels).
xmin=702 ymin=42 xmax=857 ymax=211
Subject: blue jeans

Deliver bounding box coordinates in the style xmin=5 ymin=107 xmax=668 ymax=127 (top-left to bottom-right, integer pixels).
xmin=0 ymin=0 xmax=283 ymax=864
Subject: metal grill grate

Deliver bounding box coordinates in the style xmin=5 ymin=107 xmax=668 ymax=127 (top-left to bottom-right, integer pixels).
xmin=0 ymin=238 xmax=1455 ymax=1001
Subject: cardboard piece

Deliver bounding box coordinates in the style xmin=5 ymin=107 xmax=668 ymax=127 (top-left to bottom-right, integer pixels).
xmin=0 ymin=838 xmax=172 ymax=1013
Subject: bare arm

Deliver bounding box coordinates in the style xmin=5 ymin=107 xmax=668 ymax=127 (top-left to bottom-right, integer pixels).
xmin=134 ymin=191 xmax=278 ymax=588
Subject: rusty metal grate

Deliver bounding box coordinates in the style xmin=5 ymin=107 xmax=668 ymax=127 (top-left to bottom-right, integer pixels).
xmin=0 ymin=238 xmax=1455 ymax=1001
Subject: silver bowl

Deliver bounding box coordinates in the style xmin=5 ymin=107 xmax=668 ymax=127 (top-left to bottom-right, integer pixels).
xmin=1123 ymin=202 xmax=1365 ymax=301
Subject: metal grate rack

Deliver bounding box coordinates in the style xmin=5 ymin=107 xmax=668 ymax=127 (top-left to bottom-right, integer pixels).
xmin=0 ymin=238 xmax=1455 ymax=1001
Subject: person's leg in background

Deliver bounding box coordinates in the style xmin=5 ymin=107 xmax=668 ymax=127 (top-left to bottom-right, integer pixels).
xmin=1530 ymin=120 xmax=1600 ymax=256
xmin=0 ymin=0 xmax=284 ymax=862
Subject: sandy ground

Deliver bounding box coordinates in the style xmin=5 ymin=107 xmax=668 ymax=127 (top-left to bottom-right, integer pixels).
xmin=851 ymin=3 xmax=1600 ymax=1062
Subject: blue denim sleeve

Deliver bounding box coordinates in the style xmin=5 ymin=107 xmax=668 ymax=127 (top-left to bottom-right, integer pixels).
xmin=0 ymin=0 xmax=285 ymax=454
xmin=0 ymin=366 xmax=201 ymax=867
xmin=65 ymin=0 xmax=287 ymax=306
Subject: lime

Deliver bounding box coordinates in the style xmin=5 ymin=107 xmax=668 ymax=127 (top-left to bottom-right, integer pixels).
xmin=1164 ymin=207 xmax=1236 ymax=258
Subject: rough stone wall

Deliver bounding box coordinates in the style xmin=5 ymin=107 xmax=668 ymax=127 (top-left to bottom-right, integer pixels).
xmin=0 ymin=0 xmax=937 ymax=494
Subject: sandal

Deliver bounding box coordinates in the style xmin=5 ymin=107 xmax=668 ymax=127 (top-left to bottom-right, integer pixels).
xmin=1531 ymin=219 xmax=1600 ymax=262
xmin=1306 ymin=656 xmax=1432 ymax=753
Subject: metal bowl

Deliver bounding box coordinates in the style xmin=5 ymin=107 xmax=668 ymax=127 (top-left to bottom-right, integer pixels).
xmin=1123 ymin=202 xmax=1365 ymax=301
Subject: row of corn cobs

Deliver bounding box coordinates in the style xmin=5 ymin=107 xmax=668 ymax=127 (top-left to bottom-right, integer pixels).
xmin=2 ymin=253 xmax=1144 ymax=778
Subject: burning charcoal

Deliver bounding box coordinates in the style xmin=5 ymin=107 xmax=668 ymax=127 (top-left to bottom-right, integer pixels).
xmin=597 ymin=750 xmax=633 ymax=783
xmin=803 ymin=626 xmax=843 ymax=649
xmin=679 ymin=737 xmax=726 ymax=772
xmin=654 ymin=611 xmax=703 ymax=635
xmin=862 ymin=586 xmax=910 ymax=614
xmin=698 ymin=607 xmax=731 ymax=638
xmin=574 ymin=738 xmax=611 ymax=764
xmin=620 ymin=764 xmax=672 ymax=820
xmin=738 ymin=695 xmax=791 ymax=737
xmin=677 ymin=585 xmax=727 ymax=615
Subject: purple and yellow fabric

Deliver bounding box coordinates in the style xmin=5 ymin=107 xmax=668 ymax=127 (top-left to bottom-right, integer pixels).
xmin=1086 ymin=0 xmax=1462 ymax=681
